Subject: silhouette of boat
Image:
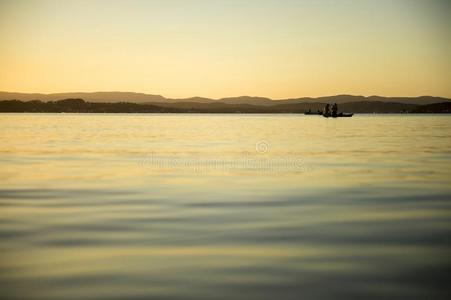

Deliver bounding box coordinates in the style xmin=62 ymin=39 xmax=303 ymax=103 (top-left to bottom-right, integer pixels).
xmin=304 ymin=111 xmax=322 ymax=115
xmin=323 ymin=112 xmax=353 ymax=118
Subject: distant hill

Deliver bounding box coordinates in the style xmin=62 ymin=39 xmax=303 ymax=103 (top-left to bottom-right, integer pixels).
xmin=215 ymin=95 xmax=449 ymax=106
xmin=339 ymin=101 xmax=417 ymax=113
xmin=1 ymin=91 xmax=449 ymax=105
xmin=0 ymin=91 xmax=166 ymax=103
xmin=267 ymin=95 xmax=448 ymax=106
xmin=410 ymin=102 xmax=451 ymax=113
xmin=0 ymin=99 xmax=182 ymax=113
xmin=217 ymin=96 xmax=275 ymax=106
xmin=165 ymin=97 xmax=215 ymax=103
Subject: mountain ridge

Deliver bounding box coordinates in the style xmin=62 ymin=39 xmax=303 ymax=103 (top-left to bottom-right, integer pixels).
xmin=0 ymin=91 xmax=449 ymax=105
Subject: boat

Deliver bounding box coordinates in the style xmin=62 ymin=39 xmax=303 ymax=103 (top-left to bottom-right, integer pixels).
xmin=323 ymin=112 xmax=353 ymax=118
xmin=304 ymin=110 xmax=322 ymax=115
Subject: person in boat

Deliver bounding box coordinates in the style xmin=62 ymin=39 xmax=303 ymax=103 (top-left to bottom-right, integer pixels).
xmin=324 ymin=104 xmax=330 ymax=116
xmin=332 ymin=103 xmax=338 ymax=117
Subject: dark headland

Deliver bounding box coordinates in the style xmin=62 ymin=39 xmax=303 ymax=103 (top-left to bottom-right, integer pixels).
xmin=0 ymin=92 xmax=450 ymax=113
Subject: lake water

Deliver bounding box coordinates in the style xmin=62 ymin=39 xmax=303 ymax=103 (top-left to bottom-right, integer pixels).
xmin=0 ymin=113 xmax=450 ymax=299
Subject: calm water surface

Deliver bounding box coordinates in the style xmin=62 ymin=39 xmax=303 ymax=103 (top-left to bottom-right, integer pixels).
xmin=0 ymin=114 xmax=450 ymax=299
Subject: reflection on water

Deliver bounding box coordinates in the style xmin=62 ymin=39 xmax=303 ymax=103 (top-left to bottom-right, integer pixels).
xmin=0 ymin=113 xmax=450 ymax=299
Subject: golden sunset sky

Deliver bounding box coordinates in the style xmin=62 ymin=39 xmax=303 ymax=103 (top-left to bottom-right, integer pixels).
xmin=0 ymin=0 xmax=450 ymax=99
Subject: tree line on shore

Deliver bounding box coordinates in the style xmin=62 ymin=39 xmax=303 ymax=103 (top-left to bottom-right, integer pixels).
xmin=0 ymin=98 xmax=450 ymax=113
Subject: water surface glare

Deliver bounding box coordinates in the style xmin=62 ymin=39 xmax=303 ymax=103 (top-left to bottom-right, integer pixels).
xmin=1 ymin=113 xmax=450 ymax=299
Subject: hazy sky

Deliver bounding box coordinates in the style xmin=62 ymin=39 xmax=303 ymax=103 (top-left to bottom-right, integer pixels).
xmin=0 ymin=0 xmax=450 ymax=98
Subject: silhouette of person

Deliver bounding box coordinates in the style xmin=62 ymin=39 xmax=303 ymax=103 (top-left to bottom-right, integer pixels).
xmin=324 ymin=104 xmax=330 ymax=116
xmin=332 ymin=103 xmax=338 ymax=117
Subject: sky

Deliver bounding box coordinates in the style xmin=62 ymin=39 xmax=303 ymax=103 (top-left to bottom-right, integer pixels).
xmin=0 ymin=0 xmax=450 ymax=99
